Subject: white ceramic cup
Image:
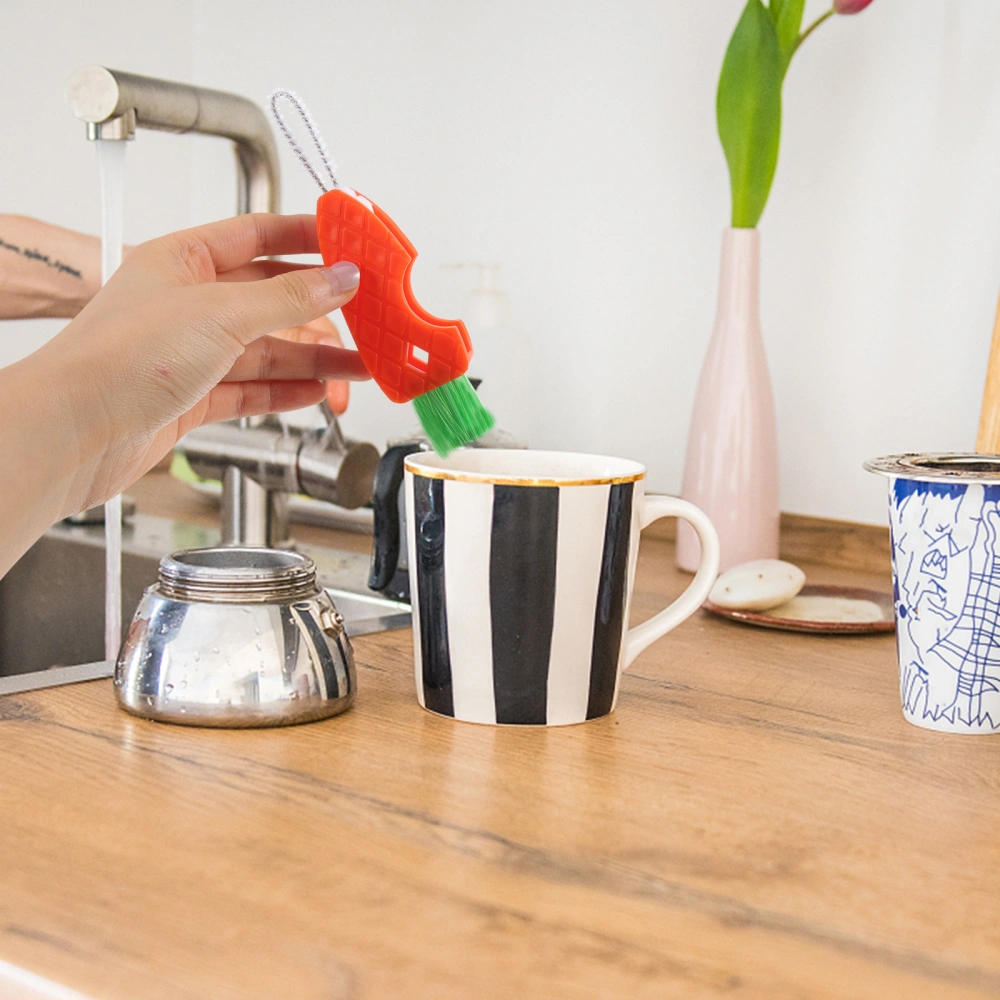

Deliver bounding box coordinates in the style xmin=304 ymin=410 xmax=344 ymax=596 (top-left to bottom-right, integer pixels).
xmin=404 ymin=450 xmax=720 ymax=726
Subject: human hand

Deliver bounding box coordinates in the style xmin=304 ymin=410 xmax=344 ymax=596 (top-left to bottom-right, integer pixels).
xmin=1 ymin=213 xmax=367 ymax=542
xmin=269 ymin=313 xmax=354 ymax=415
xmin=0 ymin=213 xmax=359 ymax=412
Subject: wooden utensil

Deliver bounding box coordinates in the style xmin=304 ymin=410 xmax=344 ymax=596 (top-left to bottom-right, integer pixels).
xmin=976 ymin=292 xmax=1000 ymax=451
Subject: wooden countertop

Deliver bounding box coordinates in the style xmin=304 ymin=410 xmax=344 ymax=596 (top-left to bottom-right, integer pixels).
xmin=2 ymin=476 xmax=999 ymax=999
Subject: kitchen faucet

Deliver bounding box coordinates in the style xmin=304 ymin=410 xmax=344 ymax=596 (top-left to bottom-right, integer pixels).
xmin=66 ymin=67 xmax=376 ymax=546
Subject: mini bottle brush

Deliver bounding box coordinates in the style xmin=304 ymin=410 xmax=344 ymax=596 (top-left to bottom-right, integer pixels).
xmin=270 ymin=90 xmax=494 ymax=455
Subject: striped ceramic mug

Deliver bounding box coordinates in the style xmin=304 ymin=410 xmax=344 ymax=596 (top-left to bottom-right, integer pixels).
xmin=404 ymin=450 xmax=720 ymax=726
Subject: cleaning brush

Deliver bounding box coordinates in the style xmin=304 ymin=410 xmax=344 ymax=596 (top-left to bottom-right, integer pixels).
xmin=270 ymin=90 xmax=494 ymax=455
xmin=412 ymin=377 xmax=495 ymax=455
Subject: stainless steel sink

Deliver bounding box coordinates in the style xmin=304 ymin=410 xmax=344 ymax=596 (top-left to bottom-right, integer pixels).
xmin=0 ymin=513 xmax=410 ymax=683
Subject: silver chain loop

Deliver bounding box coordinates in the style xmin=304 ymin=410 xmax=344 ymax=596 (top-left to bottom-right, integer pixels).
xmin=268 ymin=88 xmax=338 ymax=192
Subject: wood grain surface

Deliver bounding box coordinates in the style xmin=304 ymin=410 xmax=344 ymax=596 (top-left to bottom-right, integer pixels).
xmin=2 ymin=488 xmax=999 ymax=998
xmin=643 ymin=509 xmax=892 ymax=577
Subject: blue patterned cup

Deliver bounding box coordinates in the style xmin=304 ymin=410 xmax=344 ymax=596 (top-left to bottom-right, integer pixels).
xmin=866 ymin=453 xmax=1000 ymax=734
xmin=403 ymin=450 xmax=720 ymax=726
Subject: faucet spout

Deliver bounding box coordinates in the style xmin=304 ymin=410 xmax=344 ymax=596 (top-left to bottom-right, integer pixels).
xmin=67 ymin=66 xmax=278 ymax=212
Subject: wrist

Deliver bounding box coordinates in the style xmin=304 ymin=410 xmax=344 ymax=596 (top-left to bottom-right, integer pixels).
xmin=0 ymin=216 xmax=102 ymax=320
xmin=52 ymin=231 xmax=102 ymax=317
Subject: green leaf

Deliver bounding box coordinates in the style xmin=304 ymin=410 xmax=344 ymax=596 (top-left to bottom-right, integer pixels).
xmin=716 ymin=0 xmax=784 ymax=228
xmin=770 ymin=0 xmax=806 ymax=72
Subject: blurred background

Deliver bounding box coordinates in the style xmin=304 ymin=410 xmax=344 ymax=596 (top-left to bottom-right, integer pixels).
xmin=2 ymin=0 xmax=997 ymax=525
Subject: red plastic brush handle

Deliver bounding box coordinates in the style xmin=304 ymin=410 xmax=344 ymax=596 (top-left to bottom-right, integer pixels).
xmin=316 ymin=188 xmax=472 ymax=404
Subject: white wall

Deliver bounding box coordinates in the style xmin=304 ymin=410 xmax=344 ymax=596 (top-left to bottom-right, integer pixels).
xmin=3 ymin=0 xmax=999 ymax=526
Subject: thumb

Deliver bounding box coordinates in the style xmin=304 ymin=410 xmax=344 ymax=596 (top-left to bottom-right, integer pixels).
xmin=219 ymin=260 xmax=360 ymax=344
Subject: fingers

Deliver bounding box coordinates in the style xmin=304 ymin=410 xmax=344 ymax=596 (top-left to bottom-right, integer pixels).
xmin=216 ymin=260 xmax=315 ymax=283
xmin=269 ymin=313 xmax=344 ymax=347
xmin=222 ymin=336 xmax=372 ymax=383
xmin=318 ymin=325 xmax=344 ymax=348
xmin=267 ymin=317 xmax=351 ymax=412
xmin=213 ymin=260 xmax=360 ymax=345
xmin=173 ymin=214 xmax=321 ymax=274
xmin=267 ymin=318 xmax=352 ymax=411
xmin=199 ymin=379 xmax=327 ymax=426
xmin=326 ymin=377 xmax=350 ymax=415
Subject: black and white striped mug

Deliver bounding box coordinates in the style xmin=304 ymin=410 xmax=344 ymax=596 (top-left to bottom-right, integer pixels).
xmin=404 ymin=450 xmax=720 ymax=726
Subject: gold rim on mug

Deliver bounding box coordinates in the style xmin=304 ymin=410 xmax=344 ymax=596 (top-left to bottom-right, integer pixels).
xmin=404 ymin=450 xmax=646 ymax=488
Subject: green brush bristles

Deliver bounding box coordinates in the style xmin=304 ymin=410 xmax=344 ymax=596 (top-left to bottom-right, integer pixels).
xmin=412 ymin=375 xmax=495 ymax=456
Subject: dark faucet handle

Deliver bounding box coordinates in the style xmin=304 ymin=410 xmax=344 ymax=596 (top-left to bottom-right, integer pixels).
xmin=369 ymin=442 xmax=423 ymax=592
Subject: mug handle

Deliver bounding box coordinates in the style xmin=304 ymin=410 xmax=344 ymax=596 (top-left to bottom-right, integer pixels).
xmin=622 ymin=496 xmax=720 ymax=669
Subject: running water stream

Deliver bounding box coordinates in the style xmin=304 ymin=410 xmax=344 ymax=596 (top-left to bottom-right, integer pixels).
xmin=97 ymin=139 xmax=126 ymax=662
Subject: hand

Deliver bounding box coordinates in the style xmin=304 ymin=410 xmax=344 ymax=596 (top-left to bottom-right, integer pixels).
xmin=0 ymin=213 xmax=367 ymax=574
xmin=0 ymin=214 xmax=357 ymax=411
xmin=270 ymin=313 xmax=354 ymax=415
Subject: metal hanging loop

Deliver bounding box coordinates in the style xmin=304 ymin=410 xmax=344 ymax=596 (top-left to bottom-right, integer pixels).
xmin=268 ymin=88 xmax=338 ymax=193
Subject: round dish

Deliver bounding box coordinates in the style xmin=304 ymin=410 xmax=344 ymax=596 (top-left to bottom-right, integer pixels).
xmin=702 ymin=584 xmax=895 ymax=635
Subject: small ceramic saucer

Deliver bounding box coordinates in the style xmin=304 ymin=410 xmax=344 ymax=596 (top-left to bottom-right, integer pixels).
xmin=703 ymin=584 xmax=895 ymax=635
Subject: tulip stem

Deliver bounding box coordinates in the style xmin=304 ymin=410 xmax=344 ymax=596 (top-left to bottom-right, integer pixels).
xmin=791 ymin=7 xmax=835 ymax=60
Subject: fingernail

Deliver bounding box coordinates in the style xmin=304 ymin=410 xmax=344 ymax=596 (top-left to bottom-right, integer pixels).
xmin=317 ymin=337 xmax=340 ymax=348
xmin=320 ymin=261 xmax=360 ymax=295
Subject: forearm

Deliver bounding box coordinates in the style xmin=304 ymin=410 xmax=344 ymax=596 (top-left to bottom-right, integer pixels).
xmin=0 ymin=348 xmax=97 ymax=576
xmin=0 ymin=215 xmax=101 ymax=319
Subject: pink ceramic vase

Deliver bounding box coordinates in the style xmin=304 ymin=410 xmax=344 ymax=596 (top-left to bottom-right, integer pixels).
xmin=676 ymin=228 xmax=779 ymax=573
